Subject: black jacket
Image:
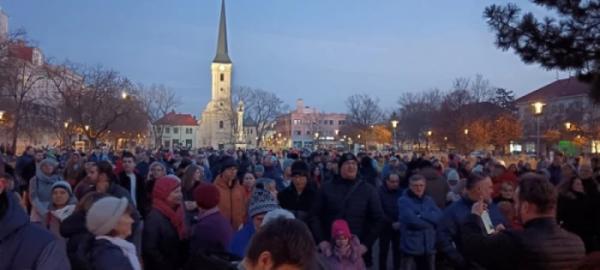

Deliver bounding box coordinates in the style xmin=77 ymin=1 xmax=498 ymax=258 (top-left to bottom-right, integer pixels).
xmin=461 ymin=215 xmax=585 ymax=270
xmin=142 ymin=209 xmax=188 ymax=270
xmin=90 ymin=239 xmax=135 ymax=270
xmin=60 ymin=211 xmax=95 ymax=270
xmin=557 ymin=191 xmax=598 ymax=251
xmin=309 ymin=176 xmax=385 ymax=247
xmin=378 ymin=185 xmax=402 ymax=223
xmin=118 ymin=171 xmax=147 ymax=217
xmin=277 ymin=184 xmax=318 ymax=222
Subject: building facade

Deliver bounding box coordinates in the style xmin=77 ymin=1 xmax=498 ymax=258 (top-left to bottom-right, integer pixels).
xmin=275 ymin=99 xmax=346 ymax=149
xmin=515 ymin=77 xmax=600 ymax=155
xmin=153 ymin=112 xmax=199 ymax=149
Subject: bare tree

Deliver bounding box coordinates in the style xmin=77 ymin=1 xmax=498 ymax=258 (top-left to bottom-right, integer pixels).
xmin=346 ymin=94 xmax=384 ymax=128
xmin=233 ymin=86 xmax=287 ymax=147
xmin=0 ymin=37 xmax=47 ymax=153
xmin=138 ymin=84 xmax=181 ymax=147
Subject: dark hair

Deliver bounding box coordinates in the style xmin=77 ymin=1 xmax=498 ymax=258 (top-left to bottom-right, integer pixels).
xmin=244 ymin=218 xmax=316 ymax=268
xmin=518 ymin=173 xmax=557 ymax=214
xmin=121 ymin=151 xmax=135 ymax=161
xmin=466 ymin=173 xmax=488 ymax=190
xmin=409 ymin=174 xmax=425 ymax=182
xmin=75 ymin=192 xmax=108 ymax=212
xmin=96 ymin=161 xmax=117 ymax=183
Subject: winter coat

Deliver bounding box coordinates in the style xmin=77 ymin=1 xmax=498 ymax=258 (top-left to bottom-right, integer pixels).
xmin=117 ymin=171 xmax=147 ymax=217
xmin=60 ymin=211 xmax=95 ymax=270
xmin=228 ymin=220 xmax=255 ymax=258
xmin=89 ymin=239 xmax=135 ymax=270
xmin=421 ymin=167 xmax=448 ymax=209
xmin=323 ymin=235 xmax=367 ymax=270
xmin=0 ymin=191 xmax=70 ymax=270
xmin=309 ymin=176 xmax=385 ymax=248
xmin=461 ymin=216 xmax=585 ymax=270
xmin=190 ymin=208 xmax=233 ymax=256
xmin=558 ymin=191 xmax=598 ymax=251
xmin=437 ymin=196 xmax=505 ymax=268
xmin=29 ymin=173 xmax=63 ymax=222
xmin=378 ymin=185 xmax=402 ymax=223
xmin=277 ymin=183 xmax=317 ymax=222
xmin=398 ymin=190 xmax=441 ymax=255
xmin=142 ymin=209 xmax=187 ymax=270
xmin=214 ymin=177 xmax=248 ymax=230
xmin=548 ymin=164 xmax=562 ymax=186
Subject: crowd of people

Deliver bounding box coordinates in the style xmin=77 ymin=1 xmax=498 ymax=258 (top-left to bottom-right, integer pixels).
xmin=1 ymin=144 xmax=600 ymax=270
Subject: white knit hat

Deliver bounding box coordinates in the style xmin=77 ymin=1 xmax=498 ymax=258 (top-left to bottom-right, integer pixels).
xmin=86 ymin=197 xmax=129 ymax=236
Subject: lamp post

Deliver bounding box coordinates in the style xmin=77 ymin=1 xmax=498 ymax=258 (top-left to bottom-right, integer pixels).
xmin=314 ymin=132 xmax=319 ymax=150
xmin=532 ymin=102 xmax=545 ymax=157
xmin=565 ymin=122 xmax=572 ymax=131
xmin=391 ymin=112 xmax=399 ymax=151
xmin=426 ymin=130 xmax=432 ymax=152
xmin=464 ymin=128 xmax=469 ymax=136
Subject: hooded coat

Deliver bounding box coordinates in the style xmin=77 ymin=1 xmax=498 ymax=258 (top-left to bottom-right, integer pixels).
xmin=0 ymin=191 xmax=70 ymax=270
xmin=29 ymin=163 xmax=63 ymax=222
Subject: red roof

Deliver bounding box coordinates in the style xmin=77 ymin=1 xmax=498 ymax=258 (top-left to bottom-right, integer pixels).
xmin=516 ymin=77 xmax=590 ymax=104
xmin=155 ymin=112 xmax=198 ymax=126
xmin=8 ymin=43 xmax=34 ymax=62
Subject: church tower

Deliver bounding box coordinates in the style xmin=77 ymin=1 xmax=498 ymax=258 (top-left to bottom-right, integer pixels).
xmin=198 ymin=0 xmax=235 ymax=149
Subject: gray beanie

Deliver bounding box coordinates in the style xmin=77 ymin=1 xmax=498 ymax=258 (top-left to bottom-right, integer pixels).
xmin=248 ymin=187 xmax=279 ymax=218
xmin=261 ymin=208 xmax=295 ymax=226
xmin=86 ymin=197 xmax=129 ymax=236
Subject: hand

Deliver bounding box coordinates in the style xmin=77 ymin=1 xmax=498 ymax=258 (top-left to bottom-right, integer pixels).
xmin=184 ymin=201 xmax=197 ymax=211
xmin=392 ymin=222 xmax=400 ymax=230
xmin=495 ymin=224 xmax=506 ymax=232
xmin=471 ymin=200 xmax=487 ymax=216
xmin=318 ymin=241 xmax=332 ymax=257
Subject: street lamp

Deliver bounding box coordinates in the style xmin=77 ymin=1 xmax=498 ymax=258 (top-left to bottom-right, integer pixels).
xmin=390 ymin=112 xmax=399 ymax=150
xmin=0 ymin=111 xmax=5 ymax=121
xmin=426 ymin=130 xmax=432 ymax=152
xmin=464 ymin=129 xmax=469 ymax=135
xmin=121 ymin=91 xmax=129 ymax=100
xmin=565 ymin=122 xmax=572 ymax=131
xmin=64 ymin=122 xmax=69 ymax=128
xmin=531 ymin=102 xmax=545 ymax=157
xmin=84 ymin=125 xmax=90 ymax=132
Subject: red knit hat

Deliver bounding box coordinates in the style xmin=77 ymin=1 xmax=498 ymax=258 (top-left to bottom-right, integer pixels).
xmin=331 ymin=219 xmax=351 ymax=239
xmin=153 ymin=176 xmax=180 ymax=201
xmin=193 ymin=183 xmax=220 ymax=210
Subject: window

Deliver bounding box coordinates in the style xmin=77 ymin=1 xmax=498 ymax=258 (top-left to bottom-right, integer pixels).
xmin=220 ymin=88 xmax=224 ymax=92
xmin=339 ymin=120 xmax=345 ymax=125
xmin=172 ymin=139 xmax=179 ymax=146
xmin=164 ymin=140 xmax=170 ymax=147
xmin=293 ymin=119 xmax=301 ymax=125
xmin=296 ymin=130 xmax=301 ymax=135
xmin=329 ymin=120 xmax=334 ymax=125
xmin=186 ymin=128 xmax=193 ymax=134
xmin=165 ymin=127 xmax=170 ymax=134
xmin=306 ymin=131 xmax=311 ymax=135
xmin=157 ymin=127 xmax=162 ymax=133
xmin=185 ymin=139 xmax=192 ymax=147
xmin=173 ymin=128 xmax=179 ymax=134
xmin=219 ymin=121 xmax=224 ymax=129
xmin=220 ymin=73 xmax=224 ymax=81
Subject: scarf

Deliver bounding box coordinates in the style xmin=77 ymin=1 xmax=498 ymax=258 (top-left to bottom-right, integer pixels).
xmin=96 ymin=236 xmax=141 ymax=270
xmin=153 ymin=199 xmax=185 ymax=238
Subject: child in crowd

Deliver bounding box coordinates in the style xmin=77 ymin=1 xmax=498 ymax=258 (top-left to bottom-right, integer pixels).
xmin=322 ymin=219 xmax=367 ymax=270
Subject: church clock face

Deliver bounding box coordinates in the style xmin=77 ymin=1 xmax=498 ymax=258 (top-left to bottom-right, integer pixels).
xmin=219 ymin=64 xmax=226 ymax=71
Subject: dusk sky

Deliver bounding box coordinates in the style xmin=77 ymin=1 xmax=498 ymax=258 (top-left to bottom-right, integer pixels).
xmin=2 ymin=0 xmax=566 ymax=115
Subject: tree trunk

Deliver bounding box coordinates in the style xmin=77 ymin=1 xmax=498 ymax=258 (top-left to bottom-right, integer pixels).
xmin=11 ymin=117 xmax=19 ymax=155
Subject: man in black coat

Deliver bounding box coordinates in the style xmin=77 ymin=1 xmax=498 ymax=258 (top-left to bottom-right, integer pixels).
xmin=461 ymin=173 xmax=585 ymax=270
xmin=309 ymin=153 xmax=385 ymax=267
xmin=277 ymin=160 xmax=317 ymax=223
xmin=378 ymin=173 xmax=402 ymax=270
xmin=118 ymin=151 xmax=147 ymax=217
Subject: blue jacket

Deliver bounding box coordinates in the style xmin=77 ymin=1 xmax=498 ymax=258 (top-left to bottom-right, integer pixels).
xmin=436 ymin=196 xmax=506 ymax=267
xmin=228 ymin=220 xmax=255 ymax=257
xmin=378 ymin=185 xmax=402 ymax=223
xmin=398 ymin=190 xmax=441 ymax=255
xmin=0 ymin=191 xmax=70 ymax=270
xmin=90 ymin=239 xmax=134 ymax=270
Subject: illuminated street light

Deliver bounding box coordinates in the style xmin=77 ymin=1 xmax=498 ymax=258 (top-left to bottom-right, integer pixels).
xmin=84 ymin=125 xmax=90 ymax=131
xmin=0 ymin=111 xmax=5 ymax=121
xmin=531 ymin=101 xmax=545 ymax=157
xmin=64 ymin=122 xmax=69 ymax=128
xmin=565 ymin=122 xmax=572 ymax=131
xmin=335 ymin=129 xmax=339 ymax=136
xmin=464 ymin=129 xmax=469 ymax=135
xmin=427 ymin=130 xmax=432 ymax=137
xmin=532 ymin=102 xmax=545 ymax=115
xmin=121 ymin=91 xmax=129 ymax=99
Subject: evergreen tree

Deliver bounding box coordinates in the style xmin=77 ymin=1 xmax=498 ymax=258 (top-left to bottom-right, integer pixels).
xmin=484 ymin=1 xmax=600 ymax=101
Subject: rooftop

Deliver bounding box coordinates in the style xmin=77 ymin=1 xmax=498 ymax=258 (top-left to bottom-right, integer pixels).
xmin=154 ymin=111 xmax=198 ymax=126
xmin=515 ymin=77 xmax=590 ymax=104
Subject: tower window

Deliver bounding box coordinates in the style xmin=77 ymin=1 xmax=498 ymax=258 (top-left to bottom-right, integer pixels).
xmin=219 ymin=121 xmax=224 ymax=129
xmin=220 ymin=88 xmax=224 ymax=92
xmin=220 ymin=74 xmax=224 ymax=81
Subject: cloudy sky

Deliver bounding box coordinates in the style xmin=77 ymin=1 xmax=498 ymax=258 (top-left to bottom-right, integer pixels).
xmin=2 ymin=0 xmax=566 ymax=115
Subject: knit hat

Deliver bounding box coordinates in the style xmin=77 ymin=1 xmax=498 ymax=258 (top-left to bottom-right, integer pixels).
xmin=282 ymin=159 xmax=294 ymax=171
xmin=338 ymin=153 xmax=358 ymax=169
xmin=331 ymin=219 xmax=351 ymax=239
xmin=153 ymin=176 xmax=181 ymax=201
xmin=217 ymin=156 xmax=238 ymax=175
xmin=254 ymin=164 xmax=265 ymax=174
xmin=39 ymin=158 xmax=59 ymax=168
xmin=446 ymin=169 xmax=460 ymax=184
xmin=261 ymin=208 xmax=295 ymax=226
xmin=291 ymin=161 xmax=310 ymax=177
xmin=193 ymin=184 xmax=220 ymax=209
xmin=51 ymin=180 xmax=73 ymax=195
xmin=248 ymin=187 xmax=279 ymax=217
xmin=86 ymin=197 xmax=129 ymax=236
